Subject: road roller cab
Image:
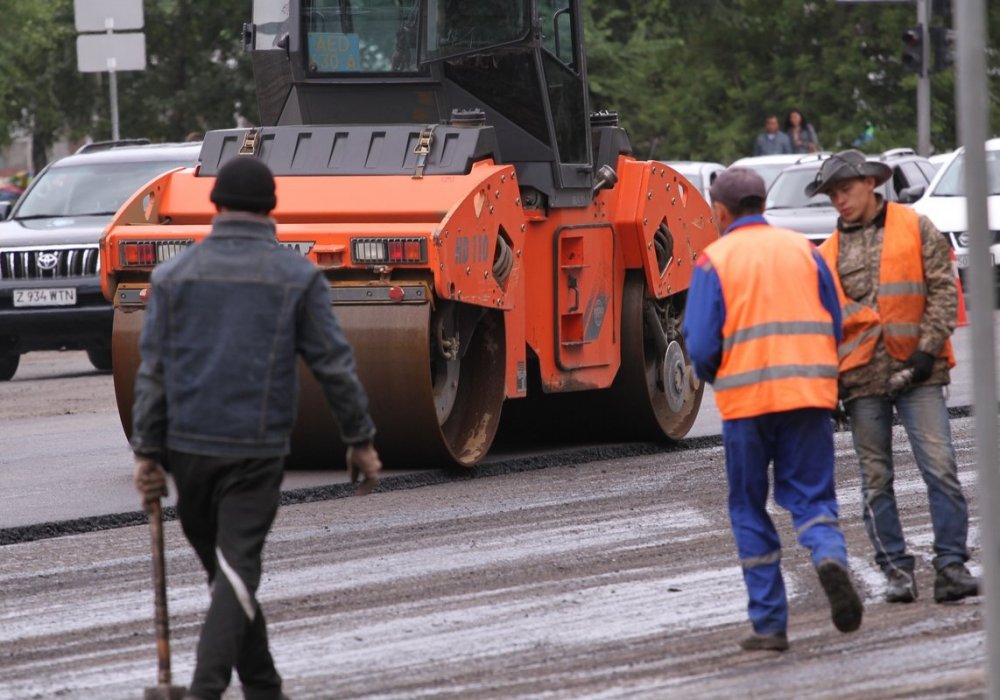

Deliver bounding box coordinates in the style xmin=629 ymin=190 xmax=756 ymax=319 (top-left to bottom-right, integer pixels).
xmin=100 ymin=0 xmax=718 ymax=469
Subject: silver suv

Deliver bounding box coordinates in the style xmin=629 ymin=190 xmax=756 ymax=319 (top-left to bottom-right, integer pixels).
xmin=0 ymin=141 xmax=200 ymax=379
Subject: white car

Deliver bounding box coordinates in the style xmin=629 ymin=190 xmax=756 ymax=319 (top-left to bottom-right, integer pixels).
xmin=731 ymin=152 xmax=827 ymax=191
xmin=911 ymin=139 xmax=1000 ymax=304
xmin=928 ymin=151 xmax=953 ymax=172
xmin=664 ymin=161 xmax=726 ymax=203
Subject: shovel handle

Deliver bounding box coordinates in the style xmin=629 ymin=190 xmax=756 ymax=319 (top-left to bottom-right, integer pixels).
xmin=148 ymin=498 xmax=172 ymax=687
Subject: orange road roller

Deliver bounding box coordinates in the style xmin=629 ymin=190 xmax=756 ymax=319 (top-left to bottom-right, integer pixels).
xmin=100 ymin=0 xmax=718 ymax=469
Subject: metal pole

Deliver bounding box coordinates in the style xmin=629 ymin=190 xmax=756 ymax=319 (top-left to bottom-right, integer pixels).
xmin=109 ymin=68 xmax=120 ymax=141
xmin=916 ymin=0 xmax=931 ymax=155
xmin=955 ymin=0 xmax=1000 ymax=697
xmin=106 ymin=25 xmax=120 ymax=141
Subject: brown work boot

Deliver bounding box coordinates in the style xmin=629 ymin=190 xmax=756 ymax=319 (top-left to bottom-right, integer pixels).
xmin=739 ymin=631 xmax=789 ymax=652
xmin=817 ymin=559 xmax=863 ymax=632
xmin=934 ymin=563 xmax=980 ymax=603
xmin=885 ymin=569 xmax=917 ymax=603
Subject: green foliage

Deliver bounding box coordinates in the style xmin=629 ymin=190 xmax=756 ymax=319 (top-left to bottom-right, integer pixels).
xmin=97 ymin=0 xmax=257 ymax=142
xmin=583 ymin=0 xmax=1000 ymax=163
xmin=0 ymin=0 xmax=256 ymax=170
xmin=0 ymin=1 xmax=95 ymax=170
xmin=1 ymin=1 xmax=998 ymax=169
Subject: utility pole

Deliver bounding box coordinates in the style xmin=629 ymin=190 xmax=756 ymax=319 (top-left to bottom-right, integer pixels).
xmin=915 ymin=0 xmax=931 ymax=155
xmin=955 ymin=0 xmax=1000 ymax=695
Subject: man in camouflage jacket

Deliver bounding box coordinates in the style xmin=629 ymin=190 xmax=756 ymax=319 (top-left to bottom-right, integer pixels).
xmin=809 ymin=150 xmax=979 ymax=605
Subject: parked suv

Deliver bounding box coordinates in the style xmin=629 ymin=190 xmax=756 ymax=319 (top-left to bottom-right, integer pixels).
xmin=764 ymin=148 xmax=937 ymax=244
xmin=0 ymin=141 xmax=200 ymax=380
xmin=912 ymin=139 xmax=1000 ymax=305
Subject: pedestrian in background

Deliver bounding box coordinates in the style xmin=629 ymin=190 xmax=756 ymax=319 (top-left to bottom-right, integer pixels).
xmin=682 ymin=167 xmax=863 ymax=652
xmin=131 ymin=156 xmax=382 ymax=700
xmin=784 ymin=109 xmax=820 ymax=154
xmin=810 ymin=149 xmax=980 ymax=605
xmin=752 ymin=114 xmax=792 ymax=156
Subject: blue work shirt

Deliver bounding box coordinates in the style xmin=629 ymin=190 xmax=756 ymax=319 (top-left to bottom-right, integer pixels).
xmin=681 ymin=214 xmax=842 ymax=384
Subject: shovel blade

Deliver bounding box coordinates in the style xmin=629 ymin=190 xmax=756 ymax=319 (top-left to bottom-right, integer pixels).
xmin=144 ymin=684 xmax=187 ymax=699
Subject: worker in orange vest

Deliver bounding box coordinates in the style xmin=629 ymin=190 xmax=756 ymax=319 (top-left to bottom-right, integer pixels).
xmin=810 ymin=149 xmax=979 ymax=605
xmin=682 ymin=167 xmax=863 ymax=652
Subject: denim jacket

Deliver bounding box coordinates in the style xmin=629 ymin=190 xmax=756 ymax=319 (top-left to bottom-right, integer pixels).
xmin=131 ymin=212 xmax=375 ymax=458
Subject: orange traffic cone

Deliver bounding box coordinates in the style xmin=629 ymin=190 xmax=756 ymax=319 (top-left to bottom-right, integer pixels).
xmin=951 ymin=250 xmax=968 ymax=327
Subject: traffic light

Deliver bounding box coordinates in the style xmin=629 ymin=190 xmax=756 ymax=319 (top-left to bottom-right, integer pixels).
xmin=930 ymin=26 xmax=953 ymax=72
xmin=902 ymin=24 xmax=924 ymax=75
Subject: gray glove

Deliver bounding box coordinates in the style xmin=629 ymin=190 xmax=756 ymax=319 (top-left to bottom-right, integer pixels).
xmin=346 ymin=442 xmax=382 ymax=495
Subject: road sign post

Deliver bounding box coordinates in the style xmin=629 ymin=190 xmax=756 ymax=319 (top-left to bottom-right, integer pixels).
xmin=74 ymin=0 xmax=146 ymax=141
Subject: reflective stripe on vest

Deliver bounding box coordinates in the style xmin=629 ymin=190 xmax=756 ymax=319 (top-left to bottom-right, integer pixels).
xmin=707 ymin=224 xmax=839 ymax=420
xmin=818 ymin=202 xmax=955 ymax=372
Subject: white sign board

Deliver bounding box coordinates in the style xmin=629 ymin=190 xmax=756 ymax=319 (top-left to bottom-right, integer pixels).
xmin=77 ymin=32 xmax=147 ymax=72
xmin=74 ymin=0 xmax=144 ymax=32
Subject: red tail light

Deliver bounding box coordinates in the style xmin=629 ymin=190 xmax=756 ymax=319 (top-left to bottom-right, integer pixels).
xmin=119 ymin=239 xmax=193 ymax=267
xmin=351 ymin=237 xmax=427 ymax=265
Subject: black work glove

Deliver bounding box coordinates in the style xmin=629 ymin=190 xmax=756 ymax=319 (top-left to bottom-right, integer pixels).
xmin=831 ymin=401 xmax=849 ymax=431
xmin=905 ymin=350 xmax=935 ymax=384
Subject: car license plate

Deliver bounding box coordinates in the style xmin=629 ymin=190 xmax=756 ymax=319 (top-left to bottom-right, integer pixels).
xmin=13 ymin=288 xmax=77 ymax=307
xmin=955 ymin=253 xmax=998 ymax=269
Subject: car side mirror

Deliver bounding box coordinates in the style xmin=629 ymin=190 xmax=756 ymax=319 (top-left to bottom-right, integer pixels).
xmin=898 ymin=185 xmax=926 ymax=204
xmin=0 ymin=202 xmax=11 ymax=221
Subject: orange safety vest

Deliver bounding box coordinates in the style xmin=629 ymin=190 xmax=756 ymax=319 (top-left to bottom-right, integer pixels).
xmin=817 ymin=203 xmax=955 ymax=372
xmin=708 ymin=224 xmax=839 ymax=420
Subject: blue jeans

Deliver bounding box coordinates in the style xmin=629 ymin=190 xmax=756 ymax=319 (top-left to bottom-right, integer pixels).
xmin=845 ymin=384 xmax=969 ymax=574
xmin=723 ymin=408 xmax=848 ymax=634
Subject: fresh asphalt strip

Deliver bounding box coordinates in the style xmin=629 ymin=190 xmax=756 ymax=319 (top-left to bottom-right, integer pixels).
xmin=0 ymin=405 xmax=976 ymax=547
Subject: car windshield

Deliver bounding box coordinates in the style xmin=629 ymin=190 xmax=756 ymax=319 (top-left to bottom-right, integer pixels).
xmin=14 ymin=160 xmax=190 ymax=219
xmin=931 ymin=151 xmax=1000 ymax=197
xmin=767 ymin=168 xmax=830 ymax=209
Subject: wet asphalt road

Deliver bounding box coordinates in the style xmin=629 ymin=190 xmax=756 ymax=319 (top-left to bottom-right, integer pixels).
xmin=0 ymin=415 xmax=986 ymax=699
xmin=1 ymin=315 xmax=995 ymax=531
xmin=0 ymin=313 xmax=996 ymax=697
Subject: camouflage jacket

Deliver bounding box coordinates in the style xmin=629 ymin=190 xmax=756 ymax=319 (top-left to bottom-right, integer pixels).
xmin=832 ymin=197 xmax=956 ymax=402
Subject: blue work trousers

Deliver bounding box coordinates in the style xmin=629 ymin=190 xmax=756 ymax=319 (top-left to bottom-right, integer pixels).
xmin=723 ymin=408 xmax=848 ymax=634
xmin=845 ymin=384 xmax=969 ymax=574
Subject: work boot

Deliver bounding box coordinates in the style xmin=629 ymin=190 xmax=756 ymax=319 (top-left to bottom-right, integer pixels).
xmin=934 ymin=563 xmax=980 ymax=603
xmin=739 ymin=630 xmax=789 ymax=652
xmin=817 ymin=559 xmax=863 ymax=633
xmin=885 ymin=569 xmax=917 ymax=603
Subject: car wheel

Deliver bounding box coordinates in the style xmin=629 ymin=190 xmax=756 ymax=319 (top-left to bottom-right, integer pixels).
xmin=86 ymin=347 xmax=113 ymax=372
xmin=0 ymin=352 xmax=19 ymax=381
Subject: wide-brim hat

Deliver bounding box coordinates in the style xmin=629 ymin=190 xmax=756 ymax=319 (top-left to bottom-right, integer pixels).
xmin=804 ymin=149 xmax=893 ymax=198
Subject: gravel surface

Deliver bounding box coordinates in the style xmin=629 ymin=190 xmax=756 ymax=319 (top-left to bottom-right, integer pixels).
xmin=0 ymin=415 xmax=984 ymax=699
